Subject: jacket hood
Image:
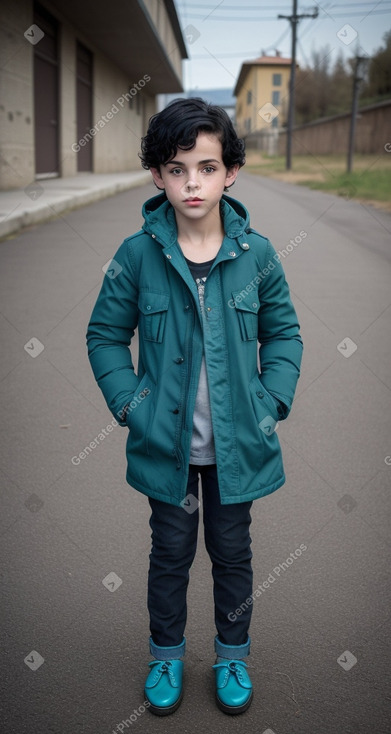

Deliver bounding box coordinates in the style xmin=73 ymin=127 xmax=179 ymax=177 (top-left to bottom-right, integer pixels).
xmin=141 ymin=191 xmax=251 ymax=245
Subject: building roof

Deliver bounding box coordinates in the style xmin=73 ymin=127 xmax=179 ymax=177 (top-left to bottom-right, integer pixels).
xmin=48 ymin=0 xmax=187 ymax=94
xmin=248 ymin=55 xmax=292 ymax=65
xmin=234 ymin=55 xmax=293 ymax=96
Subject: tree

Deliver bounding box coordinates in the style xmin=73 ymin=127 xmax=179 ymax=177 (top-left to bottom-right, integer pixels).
xmin=328 ymin=52 xmax=352 ymax=116
xmin=294 ymin=46 xmax=353 ymax=123
xmin=360 ymin=30 xmax=391 ymax=103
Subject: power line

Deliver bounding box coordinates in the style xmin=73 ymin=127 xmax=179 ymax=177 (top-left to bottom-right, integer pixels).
xmin=181 ymin=8 xmax=391 ymax=18
xmin=177 ymin=1 xmax=391 ymax=7
xmin=190 ymin=50 xmax=267 ymax=59
xmin=189 ymin=27 xmax=291 ymax=59
xmin=297 ymin=36 xmax=311 ymax=67
xmin=314 ymin=7 xmax=391 ymax=14
xmin=177 ymin=4 xmax=293 ymax=9
xmin=327 ymin=1 xmax=391 ymax=6
xmin=182 ymin=14 xmax=303 ymax=20
xmin=264 ymin=25 xmax=292 ymax=51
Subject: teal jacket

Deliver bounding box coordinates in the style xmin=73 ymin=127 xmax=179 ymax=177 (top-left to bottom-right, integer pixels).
xmin=86 ymin=192 xmax=303 ymax=506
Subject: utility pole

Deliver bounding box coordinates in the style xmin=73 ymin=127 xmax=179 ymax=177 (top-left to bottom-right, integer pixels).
xmin=347 ymin=55 xmax=368 ymax=173
xmin=278 ymin=1 xmax=318 ymax=170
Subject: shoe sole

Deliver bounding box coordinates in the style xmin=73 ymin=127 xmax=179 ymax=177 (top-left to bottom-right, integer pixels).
xmin=145 ymin=689 xmax=183 ymax=716
xmin=215 ymin=690 xmax=253 ymax=715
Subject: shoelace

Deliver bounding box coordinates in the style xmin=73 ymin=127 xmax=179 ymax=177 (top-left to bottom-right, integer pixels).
xmin=213 ymin=660 xmax=249 ymax=683
xmin=149 ymin=660 xmax=178 ymax=685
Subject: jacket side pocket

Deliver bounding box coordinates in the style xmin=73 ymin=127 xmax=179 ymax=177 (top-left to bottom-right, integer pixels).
xmin=249 ymin=374 xmax=280 ymax=425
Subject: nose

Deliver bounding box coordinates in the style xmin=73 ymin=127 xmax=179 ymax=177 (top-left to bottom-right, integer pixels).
xmin=184 ymin=172 xmax=200 ymax=191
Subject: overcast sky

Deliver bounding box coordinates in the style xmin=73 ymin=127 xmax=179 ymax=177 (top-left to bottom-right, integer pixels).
xmin=175 ymin=0 xmax=391 ymax=91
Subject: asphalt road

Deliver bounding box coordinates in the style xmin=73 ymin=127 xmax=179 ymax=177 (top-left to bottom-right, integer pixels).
xmin=1 ymin=172 xmax=390 ymax=734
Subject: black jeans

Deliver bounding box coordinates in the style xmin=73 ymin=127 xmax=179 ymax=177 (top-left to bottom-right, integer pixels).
xmin=147 ymin=464 xmax=253 ymax=657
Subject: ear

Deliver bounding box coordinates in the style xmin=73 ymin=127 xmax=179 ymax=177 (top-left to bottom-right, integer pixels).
xmin=150 ymin=167 xmax=165 ymax=190
xmin=224 ymin=163 xmax=239 ymax=189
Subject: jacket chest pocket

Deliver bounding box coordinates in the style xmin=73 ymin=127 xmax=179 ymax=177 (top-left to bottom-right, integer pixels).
xmin=138 ymin=291 xmax=170 ymax=342
xmin=231 ymin=289 xmax=259 ymax=341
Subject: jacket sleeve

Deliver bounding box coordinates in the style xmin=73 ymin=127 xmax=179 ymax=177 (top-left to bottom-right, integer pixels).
xmin=86 ymin=238 xmax=140 ymax=426
xmin=257 ymin=239 xmax=303 ymax=419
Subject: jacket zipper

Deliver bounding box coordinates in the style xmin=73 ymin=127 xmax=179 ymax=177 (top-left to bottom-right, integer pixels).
xmin=176 ymin=293 xmax=197 ymax=480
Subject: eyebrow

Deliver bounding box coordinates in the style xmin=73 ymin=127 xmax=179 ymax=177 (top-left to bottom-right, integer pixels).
xmin=165 ymin=158 xmax=221 ymax=166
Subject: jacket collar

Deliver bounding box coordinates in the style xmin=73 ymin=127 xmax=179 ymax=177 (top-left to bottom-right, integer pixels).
xmin=141 ymin=191 xmax=251 ymax=246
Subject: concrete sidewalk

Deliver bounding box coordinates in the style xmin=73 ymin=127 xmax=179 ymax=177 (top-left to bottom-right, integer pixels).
xmin=0 ymin=171 xmax=151 ymax=240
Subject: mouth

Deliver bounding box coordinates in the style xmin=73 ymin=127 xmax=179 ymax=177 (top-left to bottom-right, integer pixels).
xmin=184 ymin=197 xmax=203 ymax=205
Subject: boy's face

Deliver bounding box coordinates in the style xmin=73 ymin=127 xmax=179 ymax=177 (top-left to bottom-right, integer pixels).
xmin=150 ymin=132 xmax=239 ymax=224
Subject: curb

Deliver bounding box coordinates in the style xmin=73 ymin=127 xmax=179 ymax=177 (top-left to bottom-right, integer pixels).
xmin=0 ymin=172 xmax=151 ymax=240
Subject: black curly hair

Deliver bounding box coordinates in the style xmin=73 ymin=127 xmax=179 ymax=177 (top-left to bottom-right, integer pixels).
xmin=139 ymin=97 xmax=246 ymax=173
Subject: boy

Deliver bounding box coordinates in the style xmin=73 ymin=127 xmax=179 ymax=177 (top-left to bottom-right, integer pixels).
xmin=86 ymin=98 xmax=303 ymax=716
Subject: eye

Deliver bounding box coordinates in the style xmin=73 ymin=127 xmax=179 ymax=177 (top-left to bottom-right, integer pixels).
xmin=169 ymin=167 xmax=183 ymax=175
xmin=203 ymin=166 xmax=216 ymax=173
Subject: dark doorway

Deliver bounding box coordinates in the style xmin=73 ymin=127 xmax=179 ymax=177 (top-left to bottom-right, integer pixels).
xmin=33 ymin=2 xmax=59 ymax=176
xmin=76 ymin=42 xmax=93 ymax=172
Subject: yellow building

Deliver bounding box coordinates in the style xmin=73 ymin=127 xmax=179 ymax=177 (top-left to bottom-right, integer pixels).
xmin=234 ymin=55 xmax=294 ymax=137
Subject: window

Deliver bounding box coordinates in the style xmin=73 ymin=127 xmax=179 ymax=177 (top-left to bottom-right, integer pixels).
xmin=271 ymin=116 xmax=279 ymax=128
xmin=247 ymin=90 xmax=252 ymax=105
xmin=273 ymin=73 xmax=282 ymax=86
xmin=272 ymin=90 xmax=280 ymax=106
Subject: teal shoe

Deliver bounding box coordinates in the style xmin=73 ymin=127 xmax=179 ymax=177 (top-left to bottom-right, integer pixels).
xmin=212 ymin=659 xmax=253 ymax=715
xmin=145 ymin=659 xmax=184 ymax=716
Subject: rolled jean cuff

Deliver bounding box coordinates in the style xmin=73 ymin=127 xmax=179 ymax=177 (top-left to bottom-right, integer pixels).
xmin=214 ymin=634 xmax=251 ymax=660
xmin=149 ymin=635 xmax=186 ymax=660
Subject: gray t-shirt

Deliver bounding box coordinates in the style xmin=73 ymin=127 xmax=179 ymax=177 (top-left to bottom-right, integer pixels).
xmin=185 ymin=257 xmax=216 ymax=465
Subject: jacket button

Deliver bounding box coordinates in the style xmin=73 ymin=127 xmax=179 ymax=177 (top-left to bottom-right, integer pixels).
xmin=228 ymin=251 xmax=236 ymax=257
xmin=166 ymin=253 xmax=172 ymax=259
xmin=184 ymin=305 xmax=190 ymax=311
xmin=252 ymin=302 xmax=257 ymax=308
xmin=172 ymin=408 xmax=179 ymax=414
xmin=146 ymin=305 xmax=151 ymax=310
xmin=174 ymin=357 xmax=184 ymax=364
xmin=151 ymin=234 xmax=156 ymax=239
xmin=256 ymin=391 xmax=264 ymax=398
xmin=242 ymin=242 xmax=249 ymax=249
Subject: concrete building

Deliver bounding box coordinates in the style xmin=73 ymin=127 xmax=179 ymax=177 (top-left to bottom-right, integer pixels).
xmin=0 ymin=0 xmax=187 ymax=190
xmin=234 ymin=55 xmax=294 ymax=137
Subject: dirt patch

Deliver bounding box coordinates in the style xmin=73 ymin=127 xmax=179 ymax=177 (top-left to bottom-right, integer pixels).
xmin=355 ymin=198 xmax=391 ymax=213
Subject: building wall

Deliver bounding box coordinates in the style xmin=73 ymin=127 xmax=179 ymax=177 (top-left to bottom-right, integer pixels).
xmin=91 ymin=53 xmax=151 ymax=175
xmin=236 ymin=68 xmax=255 ymax=136
xmin=59 ymin=22 xmax=77 ymax=177
xmin=277 ymin=101 xmax=391 ymax=156
xmin=235 ymin=64 xmax=291 ymax=137
xmin=255 ymin=66 xmax=290 ymax=129
xmin=0 ymin=0 xmax=35 ymax=189
xmin=143 ymin=0 xmax=182 ymax=82
xmin=0 ymin=0 xmax=157 ymax=190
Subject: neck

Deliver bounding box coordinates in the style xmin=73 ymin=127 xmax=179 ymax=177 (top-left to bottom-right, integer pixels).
xmin=175 ymin=201 xmax=224 ymax=246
